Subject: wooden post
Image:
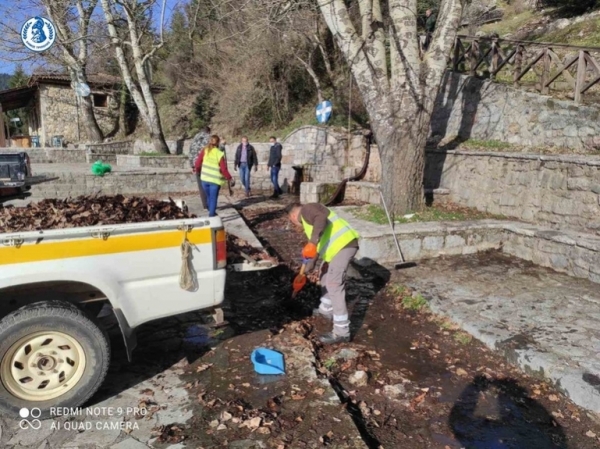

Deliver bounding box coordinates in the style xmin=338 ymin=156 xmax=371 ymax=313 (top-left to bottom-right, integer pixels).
xmin=0 ymin=103 xmax=5 ymax=147
xmin=513 ymin=45 xmax=523 ymax=87
xmin=575 ymin=50 xmax=587 ymax=104
xmin=541 ymin=47 xmax=551 ymax=94
xmin=491 ymin=38 xmax=500 ymax=80
xmin=470 ymin=39 xmax=479 ymax=76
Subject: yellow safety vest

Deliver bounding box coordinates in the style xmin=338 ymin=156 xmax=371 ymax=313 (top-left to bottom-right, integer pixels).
xmin=301 ymin=210 xmax=360 ymax=263
xmin=200 ymin=147 xmax=226 ymax=186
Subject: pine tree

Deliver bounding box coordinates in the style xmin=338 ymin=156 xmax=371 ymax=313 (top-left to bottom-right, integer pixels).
xmin=9 ymin=64 xmax=28 ymax=89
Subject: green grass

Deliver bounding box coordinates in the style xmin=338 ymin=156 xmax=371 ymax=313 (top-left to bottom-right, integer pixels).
xmin=401 ymin=294 xmax=429 ymax=311
xmin=350 ymin=204 xmax=503 ymax=225
xmin=352 ymin=204 xmax=389 ymax=225
xmin=387 ymin=283 xmax=408 ymax=297
xmin=323 ymin=358 xmax=337 ymax=369
xmin=480 ymin=8 xmax=534 ymax=37
xmin=454 ymin=332 xmax=473 ymax=345
xmin=538 ymin=18 xmax=600 ymax=47
xmin=138 ymin=151 xmax=162 ymax=156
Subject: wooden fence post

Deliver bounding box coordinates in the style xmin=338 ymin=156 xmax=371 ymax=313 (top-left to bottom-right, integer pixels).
xmin=0 ymin=103 xmax=5 ymax=148
xmin=470 ymin=39 xmax=479 ymax=76
xmin=575 ymin=50 xmax=587 ymax=104
xmin=491 ymin=38 xmax=499 ymax=80
xmin=513 ymin=45 xmax=523 ymax=87
xmin=541 ymin=47 xmax=551 ymax=94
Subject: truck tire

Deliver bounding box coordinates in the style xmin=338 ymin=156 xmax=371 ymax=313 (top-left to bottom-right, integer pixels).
xmin=0 ymin=301 xmax=110 ymax=419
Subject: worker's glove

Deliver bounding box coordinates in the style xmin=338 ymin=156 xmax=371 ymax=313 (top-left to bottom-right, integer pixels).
xmin=302 ymin=242 xmax=317 ymax=259
xmin=304 ymin=257 xmax=317 ymax=273
xmin=229 ymin=179 xmax=236 ymax=188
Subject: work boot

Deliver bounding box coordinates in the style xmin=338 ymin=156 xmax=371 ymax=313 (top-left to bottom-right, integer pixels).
xmin=319 ymin=332 xmax=351 ymax=345
xmin=312 ymin=308 xmax=333 ymax=320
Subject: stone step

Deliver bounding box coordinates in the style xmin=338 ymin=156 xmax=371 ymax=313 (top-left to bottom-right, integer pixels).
xmin=334 ymin=206 xmax=600 ymax=284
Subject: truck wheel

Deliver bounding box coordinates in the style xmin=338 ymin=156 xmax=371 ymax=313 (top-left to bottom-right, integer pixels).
xmin=0 ymin=301 xmax=110 ymax=419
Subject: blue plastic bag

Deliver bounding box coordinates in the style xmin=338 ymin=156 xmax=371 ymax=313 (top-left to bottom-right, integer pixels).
xmin=251 ymin=348 xmax=285 ymax=375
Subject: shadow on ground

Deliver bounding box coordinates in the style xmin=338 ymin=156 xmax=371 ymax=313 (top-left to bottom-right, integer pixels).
xmin=450 ymin=375 xmax=568 ymax=449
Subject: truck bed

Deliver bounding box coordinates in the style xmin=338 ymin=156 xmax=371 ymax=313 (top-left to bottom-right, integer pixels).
xmin=0 ymin=217 xmax=227 ymax=329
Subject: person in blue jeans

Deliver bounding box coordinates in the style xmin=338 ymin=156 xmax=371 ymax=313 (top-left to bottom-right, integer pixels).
xmin=268 ymin=136 xmax=283 ymax=198
xmin=194 ymin=135 xmax=235 ymax=217
xmin=234 ymin=136 xmax=258 ymax=198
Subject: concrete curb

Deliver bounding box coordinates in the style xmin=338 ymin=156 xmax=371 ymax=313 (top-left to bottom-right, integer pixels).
xmin=270 ymin=323 xmax=368 ymax=448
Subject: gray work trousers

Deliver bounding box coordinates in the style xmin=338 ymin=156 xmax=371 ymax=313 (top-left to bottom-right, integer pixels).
xmin=195 ymin=173 xmax=208 ymax=210
xmin=318 ymin=246 xmax=358 ymax=337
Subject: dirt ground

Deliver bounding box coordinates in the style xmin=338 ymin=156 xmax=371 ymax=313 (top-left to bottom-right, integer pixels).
xmin=95 ymin=195 xmax=600 ymax=449
xmin=220 ymin=197 xmax=600 ymax=449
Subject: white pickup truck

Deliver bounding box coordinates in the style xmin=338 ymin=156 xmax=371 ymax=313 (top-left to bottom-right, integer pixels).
xmin=0 ymin=214 xmax=273 ymax=418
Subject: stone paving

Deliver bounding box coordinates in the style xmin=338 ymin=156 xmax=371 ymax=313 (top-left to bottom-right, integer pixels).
xmin=395 ymin=252 xmax=600 ymax=413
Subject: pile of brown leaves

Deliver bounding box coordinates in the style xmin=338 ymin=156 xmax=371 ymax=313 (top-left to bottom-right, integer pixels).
xmin=0 ymin=195 xmax=195 ymax=233
xmin=226 ymin=234 xmax=278 ymax=265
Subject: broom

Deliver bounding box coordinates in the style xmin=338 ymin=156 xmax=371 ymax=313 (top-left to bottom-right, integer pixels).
xmin=379 ymin=189 xmax=417 ymax=270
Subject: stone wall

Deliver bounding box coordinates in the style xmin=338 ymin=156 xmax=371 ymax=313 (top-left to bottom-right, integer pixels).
xmin=117 ymin=155 xmax=189 ymax=169
xmin=30 ymin=169 xmax=197 ymax=199
xmin=133 ymin=139 xmax=191 ymax=155
xmin=425 ymin=150 xmax=600 ymax=233
xmin=0 ymin=148 xmax=87 ymax=164
xmin=431 ymin=72 xmax=600 ymax=150
xmin=37 ymin=85 xmax=119 ymax=146
xmin=84 ymin=141 xmax=133 ymax=164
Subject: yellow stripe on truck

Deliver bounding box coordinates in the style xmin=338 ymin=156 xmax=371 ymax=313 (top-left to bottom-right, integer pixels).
xmin=0 ymin=228 xmax=212 ymax=266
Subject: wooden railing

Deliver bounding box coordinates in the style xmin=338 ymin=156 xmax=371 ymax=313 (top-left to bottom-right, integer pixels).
xmin=451 ymin=35 xmax=600 ymax=104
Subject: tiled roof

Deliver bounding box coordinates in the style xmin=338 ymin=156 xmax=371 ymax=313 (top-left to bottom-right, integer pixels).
xmin=28 ymin=73 xmax=122 ymax=86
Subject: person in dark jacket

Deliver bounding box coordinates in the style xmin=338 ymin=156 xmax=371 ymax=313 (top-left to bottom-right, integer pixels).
xmin=234 ymin=136 xmax=258 ymax=198
xmin=267 ymin=136 xmax=283 ymax=198
xmin=424 ymin=9 xmax=437 ymax=50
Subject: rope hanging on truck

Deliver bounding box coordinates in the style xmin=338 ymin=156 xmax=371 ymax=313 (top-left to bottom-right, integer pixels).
xmin=179 ymin=227 xmax=195 ymax=291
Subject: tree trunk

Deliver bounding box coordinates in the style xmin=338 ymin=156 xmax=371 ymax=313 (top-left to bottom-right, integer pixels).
xmin=376 ymin=112 xmax=428 ymax=216
xmin=69 ymin=68 xmax=104 ymax=143
xmin=78 ymin=94 xmax=104 ymax=142
xmin=100 ymin=0 xmax=169 ymax=154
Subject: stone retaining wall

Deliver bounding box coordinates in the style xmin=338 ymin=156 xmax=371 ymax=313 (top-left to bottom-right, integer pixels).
xmin=31 ymin=170 xmax=197 ymax=199
xmin=117 ymin=155 xmax=189 ymax=169
xmin=431 ymin=72 xmax=600 ymax=150
xmin=425 ymin=150 xmax=600 ymax=233
xmin=336 ymin=208 xmax=600 ymax=285
xmin=0 ymin=148 xmax=87 ymax=164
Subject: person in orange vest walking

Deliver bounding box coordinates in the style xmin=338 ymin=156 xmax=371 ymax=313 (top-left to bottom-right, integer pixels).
xmin=194 ymin=135 xmax=235 ymax=217
xmin=287 ymin=202 xmax=360 ymax=344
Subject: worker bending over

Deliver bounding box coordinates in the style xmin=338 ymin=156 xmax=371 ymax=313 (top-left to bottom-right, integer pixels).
xmin=287 ymin=202 xmax=360 ymax=344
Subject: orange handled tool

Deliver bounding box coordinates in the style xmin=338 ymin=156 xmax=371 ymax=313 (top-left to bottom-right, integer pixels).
xmin=292 ymin=264 xmax=307 ymax=299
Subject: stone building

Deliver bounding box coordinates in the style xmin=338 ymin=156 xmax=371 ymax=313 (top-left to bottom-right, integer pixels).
xmin=0 ymin=73 xmax=120 ymax=147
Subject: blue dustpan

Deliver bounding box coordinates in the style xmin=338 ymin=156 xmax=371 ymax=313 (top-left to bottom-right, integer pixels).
xmin=251 ymin=348 xmax=285 ymax=375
